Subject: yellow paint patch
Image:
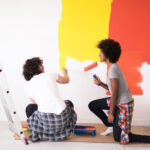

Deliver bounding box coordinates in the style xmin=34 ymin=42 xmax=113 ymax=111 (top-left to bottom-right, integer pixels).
xmin=59 ymin=0 xmax=112 ymax=68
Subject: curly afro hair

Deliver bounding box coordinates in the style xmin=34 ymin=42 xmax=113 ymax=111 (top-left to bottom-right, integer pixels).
xmin=23 ymin=57 xmax=43 ymax=81
xmin=97 ymin=39 xmax=121 ymax=63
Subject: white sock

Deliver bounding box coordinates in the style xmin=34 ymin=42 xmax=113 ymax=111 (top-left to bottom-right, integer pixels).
xmin=100 ymin=127 xmax=113 ymax=136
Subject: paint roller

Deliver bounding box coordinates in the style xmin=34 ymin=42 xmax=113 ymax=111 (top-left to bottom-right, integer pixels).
xmin=83 ymin=61 xmax=98 ymax=72
xmin=84 ymin=62 xmax=101 ymax=86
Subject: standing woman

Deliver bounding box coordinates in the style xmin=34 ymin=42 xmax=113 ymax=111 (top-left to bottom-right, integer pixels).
xmin=89 ymin=39 xmax=150 ymax=144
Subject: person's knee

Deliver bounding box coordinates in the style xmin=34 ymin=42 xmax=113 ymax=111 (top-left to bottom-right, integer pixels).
xmin=26 ymin=104 xmax=38 ymax=111
xmin=88 ymin=101 xmax=94 ymax=111
xmin=25 ymin=104 xmax=38 ymax=118
xmin=65 ymin=100 xmax=74 ymax=108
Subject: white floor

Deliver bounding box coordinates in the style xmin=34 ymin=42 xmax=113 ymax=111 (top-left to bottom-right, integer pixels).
xmin=0 ymin=122 xmax=150 ymax=150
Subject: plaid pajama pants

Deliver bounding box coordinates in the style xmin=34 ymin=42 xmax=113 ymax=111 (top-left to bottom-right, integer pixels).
xmin=107 ymin=98 xmax=134 ymax=144
xmin=27 ymin=100 xmax=77 ymax=142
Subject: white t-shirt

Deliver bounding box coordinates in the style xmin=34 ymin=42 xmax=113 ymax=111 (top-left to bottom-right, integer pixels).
xmin=25 ymin=72 xmax=66 ymax=114
xmin=107 ymin=63 xmax=133 ymax=104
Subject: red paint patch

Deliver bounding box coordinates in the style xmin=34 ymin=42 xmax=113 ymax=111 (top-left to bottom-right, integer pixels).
xmin=109 ymin=0 xmax=150 ymax=95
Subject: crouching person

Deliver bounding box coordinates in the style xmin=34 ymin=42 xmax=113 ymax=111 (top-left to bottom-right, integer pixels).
xmin=23 ymin=57 xmax=77 ymax=142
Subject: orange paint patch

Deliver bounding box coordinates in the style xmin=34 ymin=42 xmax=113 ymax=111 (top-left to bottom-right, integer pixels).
xmin=109 ymin=0 xmax=150 ymax=95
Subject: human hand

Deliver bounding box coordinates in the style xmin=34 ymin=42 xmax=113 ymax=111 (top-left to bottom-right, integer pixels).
xmin=93 ymin=75 xmax=101 ymax=85
xmin=108 ymin=114 xmax=114 ymax=123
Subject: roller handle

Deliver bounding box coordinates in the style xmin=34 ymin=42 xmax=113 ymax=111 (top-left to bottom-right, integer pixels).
xmin=93 ymin=74 xmax=101 ymax=86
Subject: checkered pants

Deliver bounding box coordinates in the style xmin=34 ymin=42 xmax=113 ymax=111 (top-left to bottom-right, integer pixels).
xmin=27 ymin=100 xmax=77 ymax=142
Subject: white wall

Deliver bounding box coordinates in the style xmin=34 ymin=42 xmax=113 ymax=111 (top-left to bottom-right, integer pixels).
xmin=0 ymin=0 xmax=61 ymax=121
xmin=0 ymin=0 xmax=150 ymax=126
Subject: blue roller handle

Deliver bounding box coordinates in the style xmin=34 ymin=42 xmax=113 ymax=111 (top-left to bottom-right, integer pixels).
xmin=93 ymin=74 xmax=101 ymax=86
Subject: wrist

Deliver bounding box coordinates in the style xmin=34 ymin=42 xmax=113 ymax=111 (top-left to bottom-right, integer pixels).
xmin=109 ymin=113 xmax=114 ymax=115
xmin=109 ymin=108 xmax=114 ymax=115
xmin=99 ymin=81 xmax=103 ymax=85
xmin=109 ymin=110 xmax=114 ymax=115
xmin=63 ymin=72 xmax=68 ymax=76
